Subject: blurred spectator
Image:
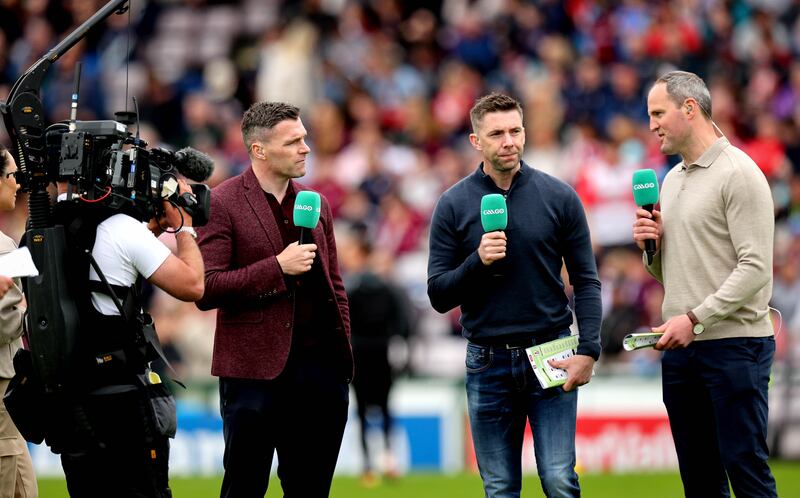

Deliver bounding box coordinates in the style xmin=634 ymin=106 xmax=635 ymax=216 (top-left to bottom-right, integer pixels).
xmin=308 ymin=155 xmax=348 ymax=218
xmin=564 ymin=56 xmax=611 ymax=132
xmin=339 ymin=225 xmax=411 ymax=484
xmin=772 ymin=245 xmax=800 ymax=321
xmin=373 ymin=191 xmax=425 ymax=257
xmin=430 ymin=61 xmax=481 ymax=141
xmin=447 ymin=8 xmax=500 ymax=75
xmin=307 ymin=99 xmax=346 ymax=157
xmin=574 ymin=115 xmax=643 ymax=251
xmin=598 ymin=249 xmax=644 ymax=357
xmin=360 ymin=36 xmax=426 ymax=131
xmin=601 ymin=278 xmax=640 ymax=356
xmin=743 ymin=114 xmax=791 ymax=180
xmin=607 ymin=63 xmax=646 ymax=127
xmin=520 ymin=78 xmax=570 ymax=181
xmin=255 ymin=19 xmax=321 ymax=109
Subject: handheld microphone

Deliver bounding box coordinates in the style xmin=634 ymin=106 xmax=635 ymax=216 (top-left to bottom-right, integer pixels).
xmin=480 ymin=194 xmax=507 ymax=277
xmin=480 ymin=194 xmax=508 ymax=232
xmin=174 ymin=147 xmax=215 ymax=181
xmin=151 ymin=146 xmax=215 ymax=182
xmin=294 ymin=191 xmax=321 ymax=245
xmin=632 ymin=169 xmax=660 ymax=264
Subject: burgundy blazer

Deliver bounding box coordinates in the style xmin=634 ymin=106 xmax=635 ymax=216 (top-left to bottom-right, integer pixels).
xmin=196 ymin=167 xmax=353 ymax=381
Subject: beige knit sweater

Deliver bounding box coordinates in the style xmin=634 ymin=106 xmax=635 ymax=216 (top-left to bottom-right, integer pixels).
xmin=645 ymin=137 xmax=774 ymax=340
xmin=0 ymin=232 xmax=24 ymax=378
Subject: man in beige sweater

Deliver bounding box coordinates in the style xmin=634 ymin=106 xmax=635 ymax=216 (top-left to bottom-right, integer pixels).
xmin=633 ymin=71 xmax=777 ymax=497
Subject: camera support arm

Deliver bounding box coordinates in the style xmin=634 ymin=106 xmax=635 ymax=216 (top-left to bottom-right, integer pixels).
xmin=0 ymin=0 xmax=129 ymax=228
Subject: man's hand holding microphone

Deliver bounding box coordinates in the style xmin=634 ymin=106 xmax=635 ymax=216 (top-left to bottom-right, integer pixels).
xmin=631 ymin=169 xmax=661 ymax=264
xmin=278 ymin=191 xmax=320 ymax=276
xmin=631 ymin=169 xmax=695 ymax=350
xmin=479 ymin=194 xmax=508 ymax=267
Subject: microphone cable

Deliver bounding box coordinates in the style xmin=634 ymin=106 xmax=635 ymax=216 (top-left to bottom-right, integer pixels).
xmin=770 ymin=306 xmax=783 ymax=338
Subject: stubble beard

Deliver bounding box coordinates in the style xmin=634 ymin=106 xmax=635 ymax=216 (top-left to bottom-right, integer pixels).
xmin=660 ymin=135 xmax=682 ymax=157
xmin=490 ymin=152 xmax=520 ymax=173
xmin=287 ymin=160 xmax=307 ymax=179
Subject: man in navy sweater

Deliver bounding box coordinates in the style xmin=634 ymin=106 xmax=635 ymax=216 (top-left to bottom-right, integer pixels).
xmin=427 ymin=93 xmax=601 ymax=498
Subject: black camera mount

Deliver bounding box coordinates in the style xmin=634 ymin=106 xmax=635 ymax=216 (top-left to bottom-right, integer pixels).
xmin=0 ymin=0 xmax=211 ymax=392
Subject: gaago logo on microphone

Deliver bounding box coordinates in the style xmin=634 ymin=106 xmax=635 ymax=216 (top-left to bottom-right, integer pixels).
xmin=482 ymin=208 xmax=505 ymax=215
xmin=633 ymin=183 xmax=656 ymax=190
xmin=294 ymin=204 xmax=320 ymax=212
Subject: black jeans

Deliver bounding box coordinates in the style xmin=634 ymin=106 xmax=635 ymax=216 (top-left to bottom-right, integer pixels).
xmin=219 ymin=347 xmax=349 ymax=498
xmin=662 ymin=336 xmax=777 ymax=498
xmin=58 ymin=388 xmax=172 ymax=498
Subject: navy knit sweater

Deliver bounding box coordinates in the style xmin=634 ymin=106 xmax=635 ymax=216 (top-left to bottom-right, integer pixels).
xmin=427 ymin=163 xmax=602 ymax=360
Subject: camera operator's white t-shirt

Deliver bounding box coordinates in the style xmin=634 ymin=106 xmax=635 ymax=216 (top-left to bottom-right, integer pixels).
xmin=89 ymin=213 xmax=171 ymax=315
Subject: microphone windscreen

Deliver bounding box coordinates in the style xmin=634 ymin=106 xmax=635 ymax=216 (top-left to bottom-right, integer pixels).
xmin=175 ymin=147 xmax=215 ymax=182
xmin=632 ymin=169 xmax=659 ymax=207
xmin=480 ymin=194 xmax=508 ymax=232
xmin=294 ymin=191 xmax=321 ymax=229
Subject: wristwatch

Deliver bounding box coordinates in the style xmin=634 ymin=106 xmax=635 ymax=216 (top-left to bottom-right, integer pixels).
xmin=176 ymin=226 xmax=197 ymax=239
xmin=687 ymin=310 xmax=704 ymax=335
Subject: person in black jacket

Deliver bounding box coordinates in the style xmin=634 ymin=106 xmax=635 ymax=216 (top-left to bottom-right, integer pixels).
xmin=339 ymin=225 xmax=410 ymax=484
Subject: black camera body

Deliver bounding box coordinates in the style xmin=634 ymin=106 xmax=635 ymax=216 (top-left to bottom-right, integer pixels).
xmin=47 ymin=119 xmax=211 ymax=224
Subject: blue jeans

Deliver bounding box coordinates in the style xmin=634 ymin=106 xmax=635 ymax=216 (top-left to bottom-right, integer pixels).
xmin=662 ymin=336 xmax=777 ymax=498
xmin=466 ymin=342 xmax=580 ymax=498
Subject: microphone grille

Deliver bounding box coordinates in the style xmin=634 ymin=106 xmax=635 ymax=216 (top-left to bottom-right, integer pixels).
xmin=480 ymin=194 xmax=508 ymax=231
xmin=176 ymin=147 xmax=214 ymax=182
xmin=632 ymin=169 xmax=659 ymax=206
xmin=294 ymin=191 xmax=321 ymax=229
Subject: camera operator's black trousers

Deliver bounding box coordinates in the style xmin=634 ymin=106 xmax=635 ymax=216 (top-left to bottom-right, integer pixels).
xmin=55 ymin=387 xmax=172 ymax=498
xmin=219 ymin=346 xmax=349 ymax=498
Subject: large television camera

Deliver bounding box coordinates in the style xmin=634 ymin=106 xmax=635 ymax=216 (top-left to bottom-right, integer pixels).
xmin=46 ymin=118 xmax=213 ymax=225
xmin=0 ymin=0 xmax=212 ymax=392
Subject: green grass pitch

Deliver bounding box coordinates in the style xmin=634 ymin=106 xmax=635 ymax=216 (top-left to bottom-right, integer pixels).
xmin=37 ymin=460 xmax=800 ymax=497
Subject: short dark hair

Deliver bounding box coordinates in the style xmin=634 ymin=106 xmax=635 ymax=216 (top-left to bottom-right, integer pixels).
xmin=241 ymin=101 xmax=301 ymax=153
xmin=0 ymin=143 xmax=7 ymax=175
xmin=469 ymin=93 xmax=523 ymax=132
xmin=655 ymin=71 xmax=713 ymax=119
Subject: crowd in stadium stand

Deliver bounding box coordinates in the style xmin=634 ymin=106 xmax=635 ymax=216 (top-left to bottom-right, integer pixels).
xmin=1 ymin=0 xmax=799 ymax=380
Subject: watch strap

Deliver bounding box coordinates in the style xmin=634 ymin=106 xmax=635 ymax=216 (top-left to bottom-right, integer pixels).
xmin=176 ymin=226 xmax=197 ymax=239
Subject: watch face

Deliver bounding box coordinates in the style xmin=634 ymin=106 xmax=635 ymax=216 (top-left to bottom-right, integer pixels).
xmin=693 ymin=323 xmax=705 ymax=335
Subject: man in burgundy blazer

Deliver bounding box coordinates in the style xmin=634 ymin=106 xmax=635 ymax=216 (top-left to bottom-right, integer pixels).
xmin=196 ymin=101 xmax=352 ymax=498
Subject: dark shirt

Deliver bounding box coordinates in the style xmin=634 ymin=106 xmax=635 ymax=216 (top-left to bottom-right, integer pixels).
xmin=264 ymin=183 xmax=334 ymax=349
xmin=427 ymin=162 xmax=602 ymax=360
xmin=345 ymin=270 xmax=410 ymax=351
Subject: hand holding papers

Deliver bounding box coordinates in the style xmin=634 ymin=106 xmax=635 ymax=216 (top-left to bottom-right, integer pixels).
xmin=622 ymin=331 xmax=664 ymax=351
xmin=526 ymin=335 xmax=579 ymax=389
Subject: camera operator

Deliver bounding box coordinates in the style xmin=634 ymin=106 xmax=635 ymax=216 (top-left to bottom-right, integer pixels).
xmin=52 ymin=178 xmax=203 ymax=498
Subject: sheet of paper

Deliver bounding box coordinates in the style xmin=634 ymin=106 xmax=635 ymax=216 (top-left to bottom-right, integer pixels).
xmin=622 ymin=332 xmax=663 ymax=351
xmin=0 ymin=247 xmax=39 ymax=278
